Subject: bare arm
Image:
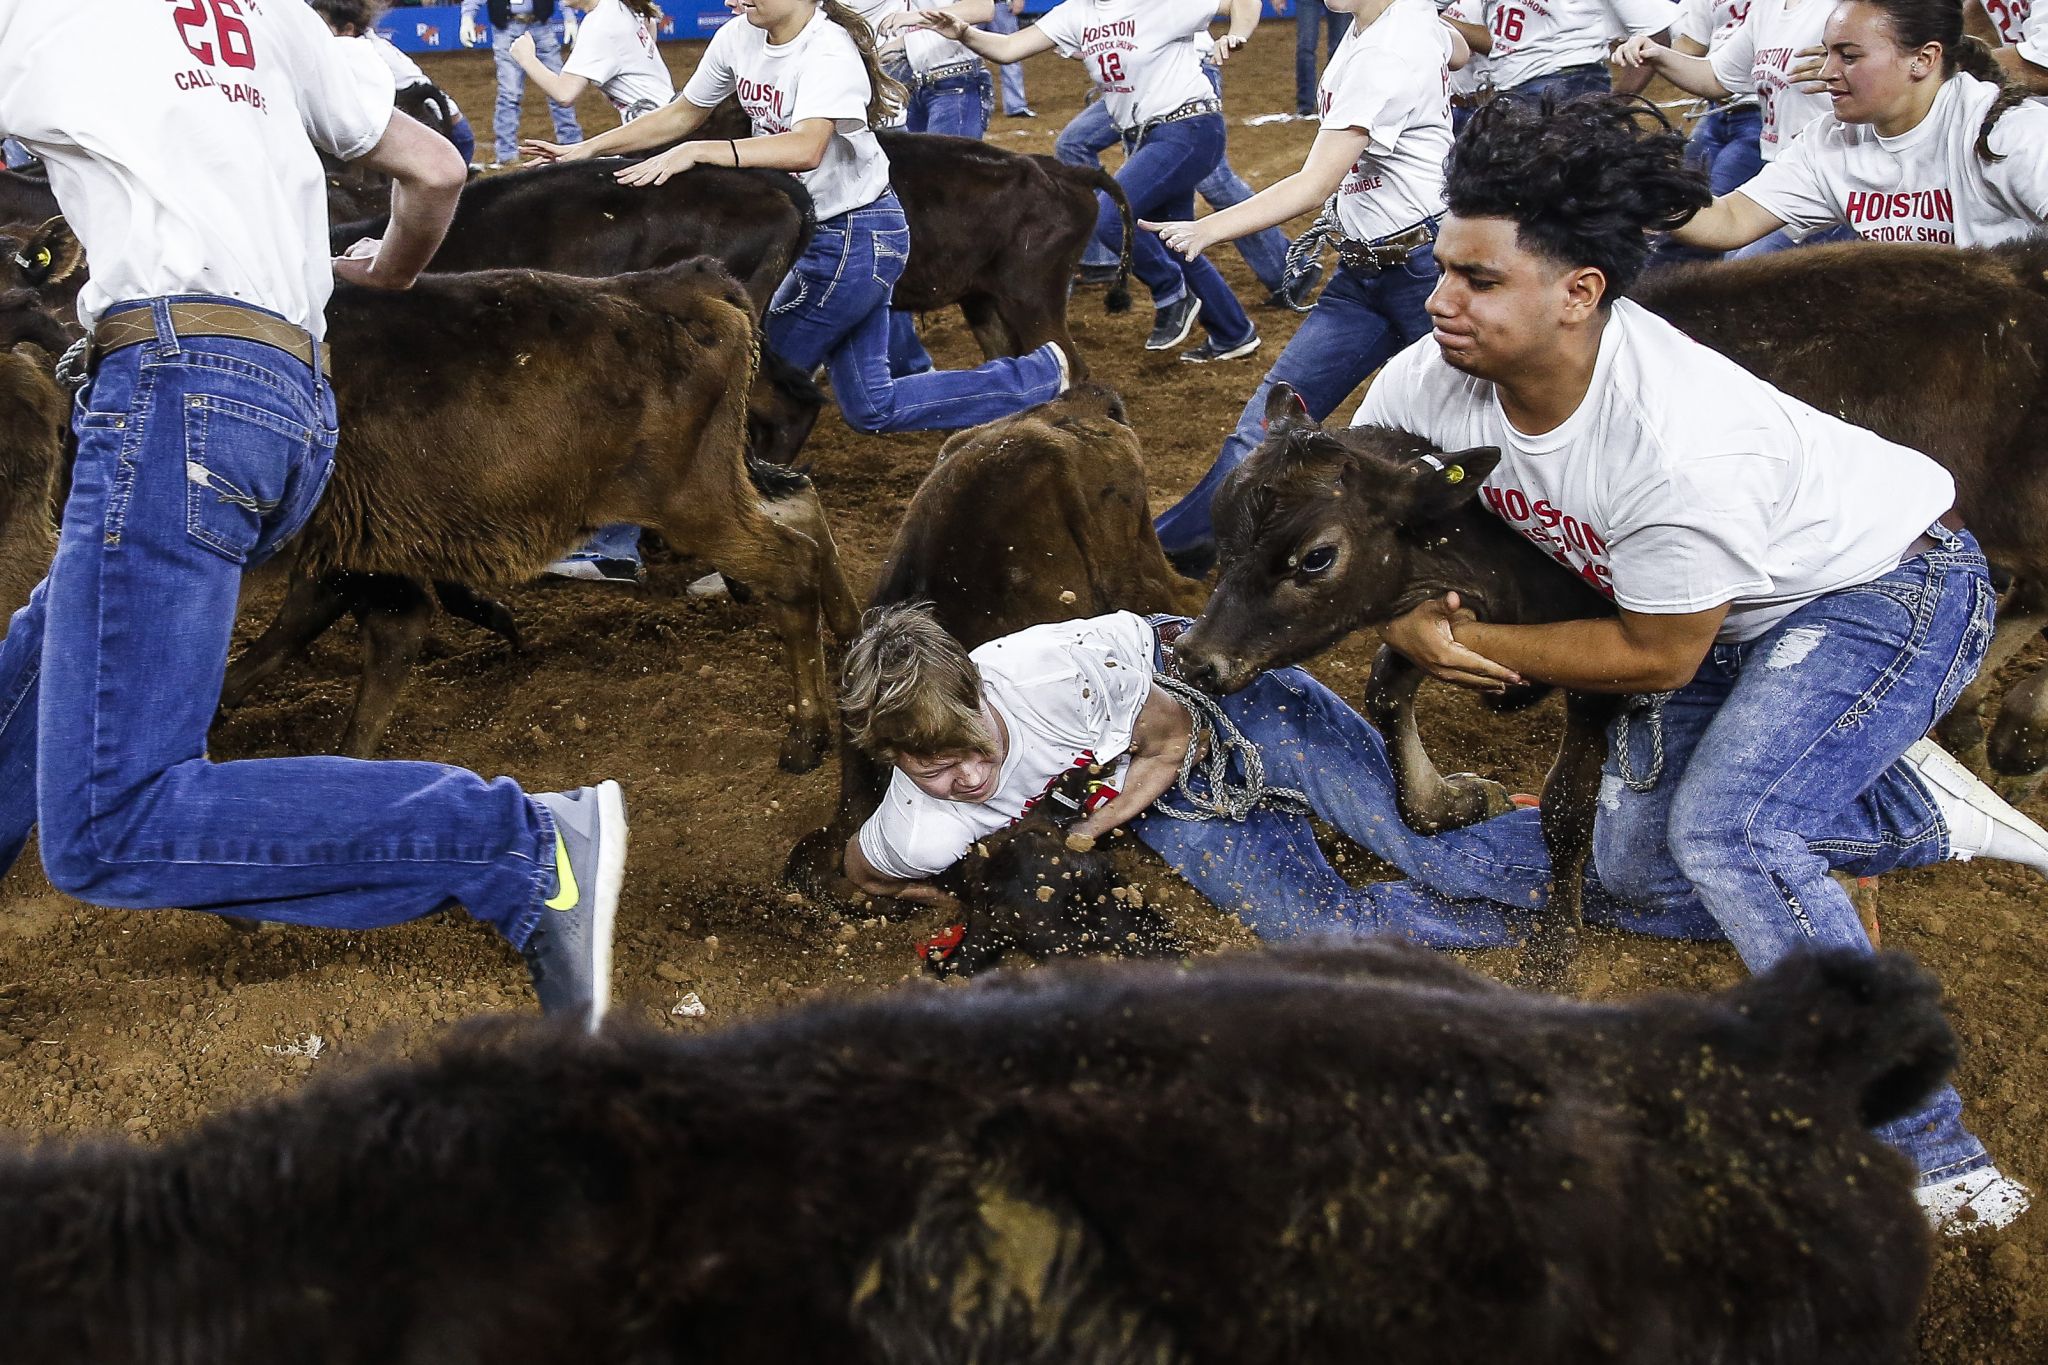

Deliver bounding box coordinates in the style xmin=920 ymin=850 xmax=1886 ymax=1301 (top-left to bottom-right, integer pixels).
xmin=1212 ymin=0 xmax=1263 ymax=63
xmin=1067 ymin=685 xmax=1198 ymax=843
xmin=333 ymin=110 xmax=466 ymax=289
xmin=1612 ymin=33 xmax=1733 ymax=98
xmin=917 ymin=9 xmax=1056 ymax=62
xmin=1446 ymin=16 xmax=1491 ymax=55
xmin=1668 ymin=189 xmax=1785 ymax=250
xmin=842 ymin=838 xmax=963 ymax=912
xmin=1608 ymin=28 xmax=1671 ymax=95
xmin=611 ymin=116 xmax=834 ymax=186
xmin=510 ymin=31 xmax=591 ymax=107
xmin=1995 ymin=43 xmax=2048 ymax=93
xmin=1383 ymin=592 xmax=1725 ymax=695
xmin=526 ymin=93 xmax=716 ymax=163
xmin=1143 ymin=125 xmax=1369 ymax=257
xmin=879 ymin=0 xmax=994 ymax=31
xmin=1444 ymin=21 xmax=1473 ymax=69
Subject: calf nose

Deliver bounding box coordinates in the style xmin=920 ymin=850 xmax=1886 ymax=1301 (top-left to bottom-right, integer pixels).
xmin=1174 ymin=641 xmax=1227 ymax=693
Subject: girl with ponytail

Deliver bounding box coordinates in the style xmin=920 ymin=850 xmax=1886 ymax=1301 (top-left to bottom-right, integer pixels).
xmin=512 ymin=0 xmax=675 ymax=127
xmin=525 ymin=0 xmax=1066 ymax=442
xmin=1670 ymin=0 xmax=2048 ymax=251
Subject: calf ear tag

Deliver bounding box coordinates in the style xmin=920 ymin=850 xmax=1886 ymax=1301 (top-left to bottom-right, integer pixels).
xmin=1418 ymin=452 xmax=1465 ymax=483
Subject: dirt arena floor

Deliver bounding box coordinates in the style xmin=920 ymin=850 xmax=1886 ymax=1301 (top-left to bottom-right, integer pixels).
xmin=2 ymin=24 xmax=2043 ymax=1357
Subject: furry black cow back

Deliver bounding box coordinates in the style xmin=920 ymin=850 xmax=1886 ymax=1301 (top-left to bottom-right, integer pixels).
xmin=0 ymin=945 xmax=1943 ymax=1365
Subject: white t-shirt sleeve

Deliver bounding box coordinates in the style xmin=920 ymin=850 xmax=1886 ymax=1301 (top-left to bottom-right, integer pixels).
xmin=1353 ymin=340 xmax=1432 ymax=431
xmin=1033 ymin=0 xmax=1088 ymax=57
xmin=562 ymin=4 xmax=629 ymax=86
xmin=1981 ymin=101 xmax=2048 ymax=227
xmin=1605 ymin=0 xmax=1680 ymax=37
xmin=789 ymin=36 xmax=874 ymax=132
xmin=2021 ymin=7 xmax=2046 ymax=66
xmin=1605 ymin=457 xmax=1774 ymax=615
xmin=1321 ymin=48 xmax=1413 ymax=147
xmin=682 ymin=22 xmax=741 ymax=107
xmin=1671 ymin=0 xmax=1713 ymax=45
xmin=983 ymin=614 xmax=1156 ymax=757
xmin=1732 ymin=123 xmax=1840 ymax=237
xmin=857 ymin=779 xmax=986 ymax=882
xmin=1707 ymin=5 xmax=1758 ymax=93
xmin=273 ymin=1 xmax=397 ymax=161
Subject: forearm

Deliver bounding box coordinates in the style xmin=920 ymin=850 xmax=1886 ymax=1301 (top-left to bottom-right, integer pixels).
xmin=1455 ymin=618 xmax=1704 ymax=694
xmin=518 ymin=56 xmax=585 ymax=107
xmin=1668 ymin=190 xmax=1781 ymax=250
xmin=1069 ymin=752 xmax=1184 ymax=842
xmin=935 ymin=0 xmax=996 ymax=22
xmin=842 ymin=839 xmax=958 ymax=909
xmin=1195 ymin=167 xmax=1341 ymax=246
xmin=1646 ymin=48 xmax=1732 ymax=99
xmin=1445 ymin=17 xmax=1491 ymax=55
xmin=1224 ymin=0 xmax=1263 ymax=45
xmin=1995 ymin=45 xmax=2048 ymax=94
xmin=580 ymin=96 xmax=711 ymax=156
xmin=954 ymin=24 xmax=1042 ymax=63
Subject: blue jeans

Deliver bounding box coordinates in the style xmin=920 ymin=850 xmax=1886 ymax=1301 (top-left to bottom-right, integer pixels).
xmin=1155 ymin=247 xmax=1439 ymax=555
xmin=767 ymin=192 xmax=1066 ymax=433
xmin=905 ymin=67 xmax=993 ymax=138
xmin=1061 ymin=75 xmax=1291 ymax=294
xmin=1 ymin=137 xmax=31 ymax=168
xmin=1593 ymin=527 xmax=1997 ymax=1183
xmin=1130 ymin=644 xmax=1725 ymax=946
xmin=1294 ymin=0 xmax=1351 ymax=113
xmin=491 ymin=17 xmax=582 ymax=164
xmin=0 ymin=299 xmax=553 ymax=941
xmin=1500 ymin=63 xmax=1611 ymax=104
xmin=985 ymin=2 xmax=1029 ymax=113
xmin=448 ymin=110 xmax=478 ymax=167
xmin=1690 ymin=104 xmax=1763 ymax=194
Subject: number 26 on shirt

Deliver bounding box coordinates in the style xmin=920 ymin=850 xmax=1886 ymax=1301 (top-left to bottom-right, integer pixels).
xmin=169 ymin=0 xmax=257 ymax=71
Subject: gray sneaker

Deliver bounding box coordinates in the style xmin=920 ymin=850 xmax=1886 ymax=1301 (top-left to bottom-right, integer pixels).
xmin=523 ymin=781 xmax=628 ymax=1031
xmin=1145 ymin=294 xmax=1201 ymax=351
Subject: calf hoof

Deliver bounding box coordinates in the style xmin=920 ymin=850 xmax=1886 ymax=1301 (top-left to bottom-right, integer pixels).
xmin=778 ymin=726 xmax=830 ymax=775
xmin=1932 ymin=708 xmax=1987 ymax=764
xmin=1445 ymin=772 xmax=1516 ymax=825
xmin=781 ymin=826 xmax=850 ymax=896
xmin=1995 ymin=771 xmax=2045 ymax=809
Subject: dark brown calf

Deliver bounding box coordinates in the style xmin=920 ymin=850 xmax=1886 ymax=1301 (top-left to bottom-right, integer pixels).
xmin=0 ymin=345 xmax=63 ymax=631
xmin=0 ymin=944 xmax=1947 ymax=1364
xmin=0 ymin=170 xmax=57 ymax=235
xmin=221 ymin=259 xmax=861 ymax=771
xmin=0 ymin=217 xmax=83 ymax=355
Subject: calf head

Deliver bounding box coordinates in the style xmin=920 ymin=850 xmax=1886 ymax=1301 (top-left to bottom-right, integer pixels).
xmin=0 ymin=217 xmax=84 ymax=356
xmin=1175 ymin=384 xmax=1500 ymax=694
xmin=922 ymin=767 xmax=1182 ymax=978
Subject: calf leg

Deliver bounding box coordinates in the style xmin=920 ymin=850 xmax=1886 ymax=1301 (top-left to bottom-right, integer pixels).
xmin=1362 ymin=648 xmax=1513 ymax=834
xmin=657 ymin=476 xmax=858 ymax=773
xmin=1987 ymin=659 xmax=2048 ymax=803
xmin=337 ymin=576 xmax=434 ymax=758
xmin=989 ymin=294 xmax=1083 ymax=381
xmin=959 ymin=294 xmax=1020 ymax=362
xmin=432 ymin=580 xmax=522 ymax=651
xmin=220 ymin=569 xmax=355 ymax=711
xmin=1523 ymin=692 xmax=1616 ymax=985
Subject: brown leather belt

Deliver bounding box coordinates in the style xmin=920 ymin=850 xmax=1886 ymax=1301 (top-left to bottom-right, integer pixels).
xmin=1904 ymin=507 xmax=1967 ymax=562
xmin=1338 ymin=217 xmax=1440 ymax=276
xmin=93 ymin=301 xmax=328 ymax=377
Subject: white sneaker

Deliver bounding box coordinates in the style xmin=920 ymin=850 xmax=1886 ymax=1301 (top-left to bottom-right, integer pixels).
xmin=1915 ymin=1167 xmax=2032 ymax=1236
xmin=1903 ymin=737 xmax=2048 ymax=876
xmin=684 ymin=571 xmax=730 ymax=600
xmin=1047 ymin=340 xmax=1072 ymax=395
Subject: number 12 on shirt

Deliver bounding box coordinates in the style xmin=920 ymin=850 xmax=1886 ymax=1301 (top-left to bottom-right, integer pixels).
xmin=1095 ymin=51 xmax=1125 ymax=83
xmin=170 ymin=0 xmax=257 ymax=71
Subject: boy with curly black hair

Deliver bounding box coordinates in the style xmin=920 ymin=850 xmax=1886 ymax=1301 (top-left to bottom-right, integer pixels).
xmin=1363 ymin=91 xmax=2043 ymax=1235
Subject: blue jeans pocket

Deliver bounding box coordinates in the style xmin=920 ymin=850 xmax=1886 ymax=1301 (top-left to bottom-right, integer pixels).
xmin=181 ymin=394 xmax=316 ymax=566
xmin=1933 ymin=572 xmax=1996 ymax=720
xmin=870 ymin=226 xmax=911 ymax=289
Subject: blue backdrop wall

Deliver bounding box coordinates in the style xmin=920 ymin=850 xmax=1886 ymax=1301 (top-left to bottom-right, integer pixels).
xmin=377 ymin=3 xmax=1295 ymax=52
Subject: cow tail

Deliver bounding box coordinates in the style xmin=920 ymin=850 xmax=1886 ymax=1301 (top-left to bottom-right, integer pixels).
xmin=1087 ymin=169 xmax=1135 ymax=314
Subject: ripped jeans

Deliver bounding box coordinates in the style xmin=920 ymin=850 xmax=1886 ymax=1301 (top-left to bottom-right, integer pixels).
xmin=1594 ymin=524 xmax=1997 ymax=1184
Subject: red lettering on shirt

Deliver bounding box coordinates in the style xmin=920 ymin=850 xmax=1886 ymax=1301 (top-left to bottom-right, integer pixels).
xmin=735 ymin=76 xmax=789 ymax=132
xmin=1484 ymin=483 xmax=1614 ymax=597
xmin=1843 ymin=187 xmax=1955 ymax=244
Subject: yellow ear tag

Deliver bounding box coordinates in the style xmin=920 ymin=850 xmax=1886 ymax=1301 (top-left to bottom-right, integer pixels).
xmin=32 ymin=249 xmax=50 ymax=268
xmin=1444 ymin=464 xmax=1465 ymax=484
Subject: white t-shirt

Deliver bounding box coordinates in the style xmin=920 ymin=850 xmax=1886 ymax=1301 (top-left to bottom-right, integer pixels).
xmin=1320 ymin=0 xmax=1452 ymax=243
xmin=1739 ymin=73 xmax=2048 ymax=246
xmin=563 ymin=0 xmax=674 ymax=122
xmin=367 ymin=31 xmax=429 ymax=89
xmin=682 ymin=7 xmax=890 ymax=221
xmin=1354 ymin=301 xmax=1954 ymax=643
xmin=2015 ymin=2 xmax=2044 ymax=68
xmin=0 ymin=0 xmax=394 ymax=340
xmin=902 ymin=0 xmax=985 ymax=78
xmin=1707 ymin=0 xmax=1830 ymax=159
xmin=1479 ymin=0 xmax=1677 ymax=91
xmin=1440 ymin=0 xmax=1492 ymax=97
xmin=1673 ymin=0 xmax=1757 ymax=107
xmin=1035 ymin=0 xmax=1219 ymax=130
xmin=1985 ymin=0 xmax=2033 ymax=47
xmin=857 ymin=613 xmax=1156 ymax=882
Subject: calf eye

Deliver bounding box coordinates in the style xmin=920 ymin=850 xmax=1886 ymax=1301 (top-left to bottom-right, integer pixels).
xmin=1299 ymin=546 xmax=1338 ymax=576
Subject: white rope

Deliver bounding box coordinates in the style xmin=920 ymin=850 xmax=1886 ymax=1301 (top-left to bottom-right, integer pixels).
xmin=1150 ymin=674 xmax=1314 ymax=823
